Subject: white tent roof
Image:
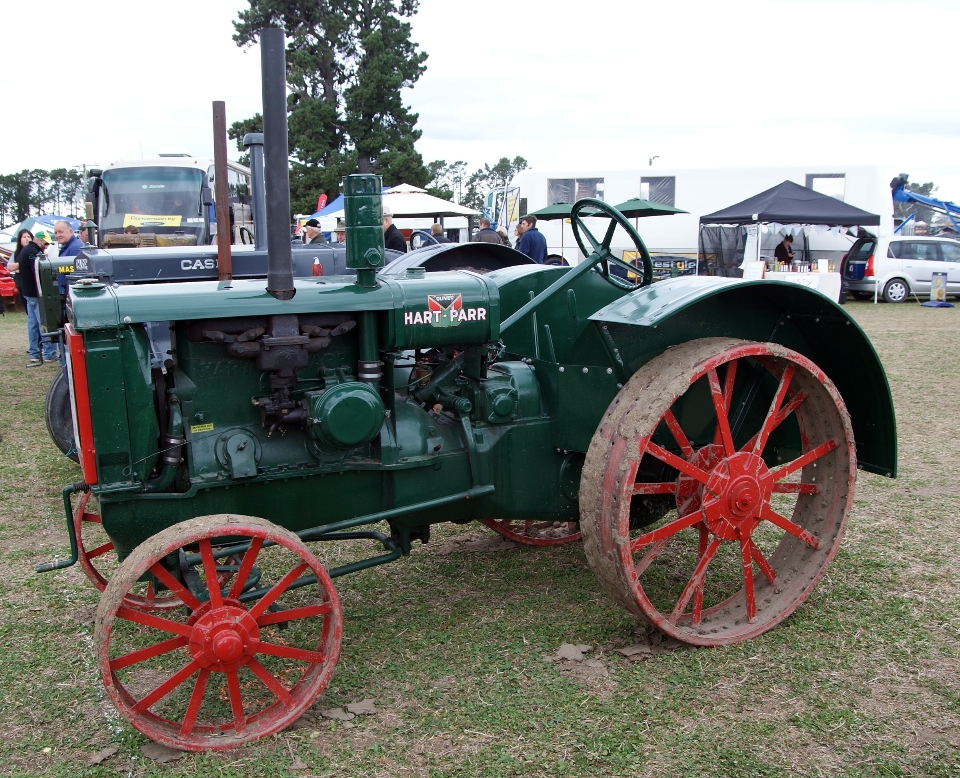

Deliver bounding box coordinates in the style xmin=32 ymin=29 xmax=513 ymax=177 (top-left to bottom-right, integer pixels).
xmin=325 ymin=183 xmax=478 ymax=219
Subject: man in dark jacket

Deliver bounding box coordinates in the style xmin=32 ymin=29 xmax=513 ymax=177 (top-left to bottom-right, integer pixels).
xmin=303 ymin=218 xmax=327 ymax=244
xmin=382 ymin=208 xmax=407 ymax=253
xmin=471 ymin=217 xmax=501 ymax=244
xmin=516 ymin=215 xmax=548 ymax=264
xmin=18 ymin=230 xmax=58 ymax=366
xmin=54 ymin=220 xmax=84 ymax=294
xmin=430 ymin=223 xmax=452 ymax=243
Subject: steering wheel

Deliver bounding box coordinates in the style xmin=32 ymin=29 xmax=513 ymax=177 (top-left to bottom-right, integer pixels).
xmin=570 ymin=198 xmax=653 ymax=289
xmin=410 ymin=230 xmax=439 ymax=249
xmin=239 ymin=226 xmax=255 ymax=245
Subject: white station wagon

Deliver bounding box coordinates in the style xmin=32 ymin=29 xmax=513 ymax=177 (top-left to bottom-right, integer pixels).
xmin=843 ymin=236 xmax=960 ymax=303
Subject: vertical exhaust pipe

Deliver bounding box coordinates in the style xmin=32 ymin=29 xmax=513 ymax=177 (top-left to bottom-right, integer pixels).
xmin=243 ymin=133 xmax=267 ymax=250
xmin=212 ymin=100 xmax=233 ymax=283
xmin=260 ymin=26 xmax=295 ymax=300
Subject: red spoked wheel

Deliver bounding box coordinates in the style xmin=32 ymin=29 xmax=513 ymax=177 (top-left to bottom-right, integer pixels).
xmin=95 ymin=515 xmax=342 ymax=751
xmin=480 ymin=519 xmax=581 ymax=546
xmin=580 ymin=338 xmax=856 ymax=646
xmin=73 ymin=493 xmax=242 ymax=611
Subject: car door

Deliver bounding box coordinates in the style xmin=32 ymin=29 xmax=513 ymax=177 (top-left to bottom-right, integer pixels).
xmin=939 ymin=241 xmax=960 ymax=294
xmin=898 ymin=240 xmax=944 ymax=294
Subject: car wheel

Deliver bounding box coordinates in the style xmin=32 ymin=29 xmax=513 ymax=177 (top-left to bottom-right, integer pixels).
xmin=882 ymin=278 xmax=909 ymax=304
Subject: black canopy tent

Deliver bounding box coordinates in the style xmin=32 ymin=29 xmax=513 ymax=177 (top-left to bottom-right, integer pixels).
xmin=698 ymin=180 xmax=881 ymax=276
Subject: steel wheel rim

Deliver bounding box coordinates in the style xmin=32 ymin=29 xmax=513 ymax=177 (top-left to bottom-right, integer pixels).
xmin=581 ymin=339 xmax=856 ymax=646
xmin=95 ymin=515 xmax=342 ymax=751
xmin=885 ymin=280 xmax=907 ymax=302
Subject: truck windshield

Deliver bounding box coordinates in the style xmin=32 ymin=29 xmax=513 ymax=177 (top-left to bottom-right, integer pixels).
xmin=100 ymin=167 xmax=205 ymax=233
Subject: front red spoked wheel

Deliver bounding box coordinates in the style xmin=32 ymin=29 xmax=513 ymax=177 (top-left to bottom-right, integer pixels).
xmin=481 ymin=519 xmax=581 ymax=546
xmin=74 ymin=493 xmax=243 ymax=611
xmin=581 ymin=338 xmax=856 ymax=646
xmin=95 ymin=515 xmax=342 ymax=751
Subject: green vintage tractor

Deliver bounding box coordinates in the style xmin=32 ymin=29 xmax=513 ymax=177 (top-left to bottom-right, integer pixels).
xmin=37 ymin=28 xmax=896 ymax=752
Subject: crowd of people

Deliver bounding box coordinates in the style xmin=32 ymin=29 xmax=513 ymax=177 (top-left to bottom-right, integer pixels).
xmin=4 ymin=220 xmax=84 ymax=367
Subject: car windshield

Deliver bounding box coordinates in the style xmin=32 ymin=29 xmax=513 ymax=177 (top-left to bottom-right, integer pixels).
xmin=101 ymin=166 xmax=204 ymax=230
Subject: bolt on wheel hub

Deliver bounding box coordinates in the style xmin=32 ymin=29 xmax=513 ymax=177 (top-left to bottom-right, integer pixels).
xmin=701 ymin=452 xmax=772 ymax=541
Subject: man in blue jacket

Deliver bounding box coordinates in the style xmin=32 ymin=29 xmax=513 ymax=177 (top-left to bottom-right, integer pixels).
xmin=516 ymin=215 xmax=547 ymax=264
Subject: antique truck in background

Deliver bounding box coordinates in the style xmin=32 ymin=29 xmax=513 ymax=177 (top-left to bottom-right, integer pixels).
xmin=37 ymin=28 xmax=896 ymax=752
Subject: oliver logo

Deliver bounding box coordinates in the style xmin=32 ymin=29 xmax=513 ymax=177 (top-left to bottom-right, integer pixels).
xmin=404 ymin=294 xmax=487 ymax=328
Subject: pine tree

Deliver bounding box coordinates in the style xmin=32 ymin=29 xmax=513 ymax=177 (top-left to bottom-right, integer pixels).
xmin=231 ymin=0 xmax=430 ymax=214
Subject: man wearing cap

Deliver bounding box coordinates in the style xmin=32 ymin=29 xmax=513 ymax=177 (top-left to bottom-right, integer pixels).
xmin=333 ymin=219 xmax=346 ymax=245
xmin=19 ymin=230 xmax=58 ymax=367
xmin=302 ymin=219 xmax=327 ymax=245
xmin=382 ymin=208 xmax=407 ymax=253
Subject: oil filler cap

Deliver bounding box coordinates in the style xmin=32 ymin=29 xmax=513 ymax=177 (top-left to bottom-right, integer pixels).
xmin=307 ymin=383 xmax=384 ymax=449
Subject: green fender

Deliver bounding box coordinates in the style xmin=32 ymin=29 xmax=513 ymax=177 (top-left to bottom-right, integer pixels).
xmin=588 ymin=276 xmax=896 ymax=478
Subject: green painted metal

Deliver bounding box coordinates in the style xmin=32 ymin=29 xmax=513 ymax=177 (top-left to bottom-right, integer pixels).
xmin=344 ymin=174 xmax=384 ymax=286
xmin=306 ymin=383 xmax=384 ymax=448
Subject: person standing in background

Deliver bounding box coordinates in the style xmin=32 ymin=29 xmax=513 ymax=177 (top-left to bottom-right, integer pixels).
xmin=472 ymin=217 xmax=501 ymax=244
xmin=516 ymin=215 xmax=548 ymax=264
xmin=382 ymin=208 xmax=407 ymax=253
xmin=16 ymin=229 xmax=58 ymax=367
xmin=302 ymin=218 xmax=327 ymax=244
xmin=8 ymin=229 xmax=34 ymax=309
xmin=430 ymin=223 xmax=451 ymax=244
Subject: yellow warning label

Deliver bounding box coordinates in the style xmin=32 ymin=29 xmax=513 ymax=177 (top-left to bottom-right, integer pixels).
xmin=122 ymin=214 xmax=183 ymax=228
xmin=189 ymin=423 xmax=214 ymax=434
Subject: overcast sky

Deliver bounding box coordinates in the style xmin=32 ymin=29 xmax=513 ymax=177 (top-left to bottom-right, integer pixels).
xmin=2 ymin=0 xmax=958 ymax=196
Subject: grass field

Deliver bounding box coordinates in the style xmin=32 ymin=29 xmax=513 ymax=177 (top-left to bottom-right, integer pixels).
xmin=0 ymin=301 xmax=957 ymax=777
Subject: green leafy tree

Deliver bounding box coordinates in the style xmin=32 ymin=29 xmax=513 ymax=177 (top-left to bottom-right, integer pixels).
xmin=460 ymin=156 xmax=529 ymax=213
xmin=231 ymin=1 xmax=429 ymax=215
xmin=425 ymin=159 xmax=466 ymax=202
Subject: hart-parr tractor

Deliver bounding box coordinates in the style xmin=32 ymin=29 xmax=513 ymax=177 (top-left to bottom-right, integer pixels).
xmin=37 ymin=28 xmax=896 ymax=752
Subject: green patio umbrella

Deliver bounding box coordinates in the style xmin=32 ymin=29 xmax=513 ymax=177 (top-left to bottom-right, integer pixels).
xmin=526 ymin=202 xmax=600 ymax=259
xmin=610 ymin=198 xmax=688 ymax=219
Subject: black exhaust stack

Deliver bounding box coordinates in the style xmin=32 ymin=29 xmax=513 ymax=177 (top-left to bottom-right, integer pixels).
xmin=260 ymin=26 xmax=295 ymax=300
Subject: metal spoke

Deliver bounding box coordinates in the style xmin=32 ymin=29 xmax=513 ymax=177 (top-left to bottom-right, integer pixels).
xmin=739 ymin=530 xmax=757 ymax=622
xmin=131 ymin=660 xmax=200 ymax=713
xmin=199 ymin=539 xmax=223 ymax=609
xmin=228 ymin=538 xmax=263 ymax=599
xmin=692 ymin=523 xmax=709 ymax=626
xmin=670 ymin=537 xmax=721 ymax=623
xmin=86 ymin=541 xmax=114 ymax=560
xmin=576 ymin=219 xmax=602 ymax=253
xmin=109 ymin=636 xmax=189 ymax=671
xmin=251 ymin=640 xmax=327 ymax=665
xmin=770 ymin=439 xmax=838 ymax=481
xmin=747 ymin=538 xmax=776 ymax=584
xmin=630 ymin=510 xmax=704 ymax=552
xmin=225 ymin=669 xmax=246 ymax=734
xmin=601 ymin=218 xmax=618 ymax=251
xmin=740 ymin=391 xmax=807 ymax=453
xmin=708 ymin=368 xmax=735 ymax=456
xmin=662 ymin=409 xmax=694 ymax=459
xmin=634 ymin=537 xmax=669 ymax=576
xmin=645 ymin=441 xmax=714 ymax=487
xmin=257 ymin=603 xmax=333 ymax=627
xmin=632 ymin=482 xmax=677 ymax=495
xmin=116 ymin=606 xmax=193 ymax=639
xmin=149 ymin=562 xmax=202 ymax=611
xmin=760 ymin=505 xmax=820 ymax=548
xmin=248 ymin=562 xmax=309 ymax=620
xmin=772 ymin=482 xmax=818 ymax=495
xmin=179 ymin=668 xmax=210 ymax=737
xmin=247 ymin=658 xmax=295 ymax=708
xmin=753 ymin=365 xmax=795 ymax=455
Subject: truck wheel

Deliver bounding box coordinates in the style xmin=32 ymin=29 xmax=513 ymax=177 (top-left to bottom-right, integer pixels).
xmin=95 ymin=515 xmax=342 ymax=751
xmin=580 ymin=338 xmax=855 ymax=646
xmin=882 ymin=278 xmax=909 ymax=303
xmin=481 ymin=519 xmax=581 ymax=545
xmin=45 ymin=367 xmax=78 ymax=462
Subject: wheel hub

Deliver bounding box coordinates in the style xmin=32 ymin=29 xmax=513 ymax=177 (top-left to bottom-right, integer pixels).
xmin=188 ymin=602 xmax=259 ymax=672
xmin=700 ymin=452 xmax=772 ymax=541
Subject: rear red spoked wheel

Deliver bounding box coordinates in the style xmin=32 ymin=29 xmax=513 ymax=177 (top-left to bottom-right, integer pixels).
xmin=481 ymin=519 xmax=581 ymax=546
xmin=581 ymin=338 xmax=856 ymax=646
xmin=74 ymin=494 xmax=242 ymax=611
xmin=95 ymin=515 xmax=342 ymax=751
